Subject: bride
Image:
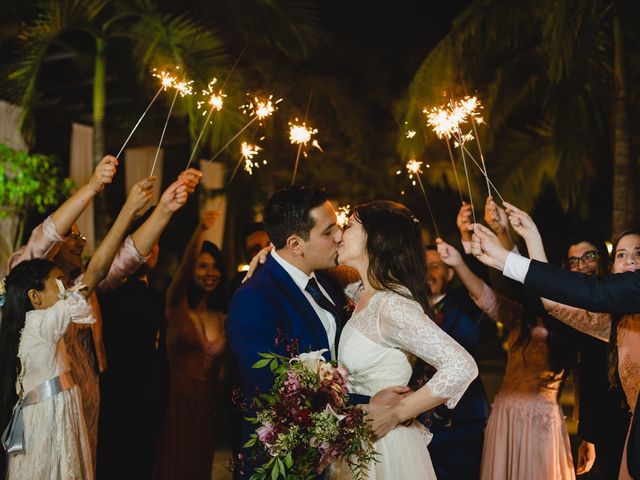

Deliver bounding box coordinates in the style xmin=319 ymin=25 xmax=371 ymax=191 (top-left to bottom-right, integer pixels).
xmin=332 ymin=201 xmax=478 ymax=479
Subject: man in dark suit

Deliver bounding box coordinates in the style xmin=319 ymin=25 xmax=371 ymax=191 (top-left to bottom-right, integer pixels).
xmin=423 ymin=245 xmax=489 ymax=480
xmin=227 ymin=186 xmax=406 ymax=478
xmin=470 ymin=222 xmax=640 ymax=478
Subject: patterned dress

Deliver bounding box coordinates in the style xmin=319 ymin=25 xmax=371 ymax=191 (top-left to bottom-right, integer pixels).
xmin=331 ymin=290 xmax=478 ymax=479
xmin=476 ymin=285 xmax=576 ymax=480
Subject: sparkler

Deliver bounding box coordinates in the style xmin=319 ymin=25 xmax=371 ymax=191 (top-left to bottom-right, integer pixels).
xmin=240 ymin=142 xmax=262 ymax=175
xmin=150 ymin=72 xmax=194 ymax=176
xmin=406 ymin=130 xmax=417 ymax=139
xmin=185 ymin=78 xmax=227 ymax=171
xmin=336 ymin=205 xmax=351 ymax=229
xmin=289 ymin=119 xmax=320 ymax=185
xmin=406 ymin=159 xmax=440 ymax=238
xmin=115 ymin=69 xmax=177 ymax=159
xmin=208 ymin=95 xmax=281 ymax=164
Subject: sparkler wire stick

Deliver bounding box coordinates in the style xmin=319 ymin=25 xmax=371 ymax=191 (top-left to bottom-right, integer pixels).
xmin=458 ymin=141 xmax=505 ymax=204
xmin=291 ymin=88 xmax=314 ymax=185
xmin=150 ymin=88 xmax=179 ymax=176
xmin=207 ymin=115 xmax=260 ymax=164
xmin=456 ymin=127 xmax=476 ymax=223
xmin=115 ymin=85 xmax=164 ymax=159
xmin=185 ymin=46 xmax=248 ymax=171
xmin=445 ymin=139 xmax=464 ymax=204
xmin=469 ymin=112 xmax=491 ymax=197
xmin=415 ymin=173 xmax=441 ymax=238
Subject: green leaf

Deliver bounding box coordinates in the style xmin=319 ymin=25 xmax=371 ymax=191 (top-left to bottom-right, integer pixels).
xmin=252 ymin=358 xmax=271 ymax=369
xmin=271 ymin=463 xmax=279 ymax=480
xmin=285 ymin=453 xmax=293 ymax=468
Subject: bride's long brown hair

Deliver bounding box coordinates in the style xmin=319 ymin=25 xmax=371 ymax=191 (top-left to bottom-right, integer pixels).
xmin=353 ymin=200 xmax=431 ymax=315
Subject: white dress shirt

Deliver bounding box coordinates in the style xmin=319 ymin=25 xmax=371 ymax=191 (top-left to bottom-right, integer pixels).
xmin=271 ymin=250 xmax=337 ymax=358
xmin=503 ymin=251 xmax=532 ymax=284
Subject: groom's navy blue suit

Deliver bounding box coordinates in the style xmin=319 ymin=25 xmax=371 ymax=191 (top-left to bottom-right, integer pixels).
xmin=227 ymin=254 xmax=349 ymax=478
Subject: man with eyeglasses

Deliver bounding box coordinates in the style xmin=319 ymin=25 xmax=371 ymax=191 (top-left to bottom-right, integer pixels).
xmin=561 ymin=234 xmax=630 ymax=478
xmin=469 ymin=223 xmax=640 ymax=479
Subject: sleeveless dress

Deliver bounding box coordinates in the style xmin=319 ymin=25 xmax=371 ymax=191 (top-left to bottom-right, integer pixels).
xmin=331 ymin=290 xmax=478 ymax=480
xmin=154 ymin=311 xmax=227 ymax=479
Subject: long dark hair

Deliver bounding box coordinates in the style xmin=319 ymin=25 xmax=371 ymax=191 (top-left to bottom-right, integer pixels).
xmin=511 ymin=288 xmax=578 ymax=376
xmin=0 ymin=259 xmax=56 ymax=438
xmin=186 ymin=241 xmax=229 ymax=313
xmin=353 ymin=200 xmax=430 ymax=313
xmin=608 ymin=228 xmax=640 ymax=388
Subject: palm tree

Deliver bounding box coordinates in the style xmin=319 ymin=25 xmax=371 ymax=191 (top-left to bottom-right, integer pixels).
xmin=398 ymin=0 xmax=639 ymax=234
xmin=4 ymin=0 xmax=325 ymax=238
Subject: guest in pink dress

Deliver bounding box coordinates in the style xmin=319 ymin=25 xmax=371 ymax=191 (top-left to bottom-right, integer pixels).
xmin=437 ymin=239 xmax=577 ymax=480
xmin=154 ymin=211 xmax=228 ymax=480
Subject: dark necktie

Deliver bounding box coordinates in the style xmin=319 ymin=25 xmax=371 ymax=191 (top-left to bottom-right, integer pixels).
xmin=305 ymin=277 xmax=344 ymax=325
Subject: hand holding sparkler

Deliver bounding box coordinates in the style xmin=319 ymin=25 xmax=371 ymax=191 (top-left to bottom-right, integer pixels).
xmin=200 ymin=210 xmax=222 ymax=231
xmin=484 ymin=196 xmax=515 ymax=252
xmin=178 ymin=168 xmax=204 ymax=194
xmin=89 ymin=155 xmax=118 ymax=193
xmin=456 ymin=203 xmax=474 ymax=244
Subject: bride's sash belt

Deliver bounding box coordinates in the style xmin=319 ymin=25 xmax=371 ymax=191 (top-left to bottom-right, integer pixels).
xmin=1 ymin=371 xmax=75 ymax=454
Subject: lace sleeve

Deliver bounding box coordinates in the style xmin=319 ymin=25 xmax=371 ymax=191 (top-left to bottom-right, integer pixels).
xmin=472 ymin=283 xmax=523 ymax=329
xmin=377 ymin=293 xmax=478 ymax=409
xmin=547 ymin=302 xmax=611 ymax=342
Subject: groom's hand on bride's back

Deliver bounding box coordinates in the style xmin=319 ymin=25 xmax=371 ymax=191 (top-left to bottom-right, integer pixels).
xmin=369 ymin=385 xmax=411 ymax=406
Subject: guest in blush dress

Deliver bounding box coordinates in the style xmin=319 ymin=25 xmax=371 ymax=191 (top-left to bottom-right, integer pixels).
xmin=154 ymin=211 xmax=228 ymax=480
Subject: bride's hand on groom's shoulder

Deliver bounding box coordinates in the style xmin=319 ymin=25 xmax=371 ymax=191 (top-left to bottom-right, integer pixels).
xmin=242 ymin=245 xmax=274 ymax=283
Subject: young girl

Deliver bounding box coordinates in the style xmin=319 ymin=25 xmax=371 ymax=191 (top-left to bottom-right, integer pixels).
xmin=0 ymin=177 xmax=175 ymax=479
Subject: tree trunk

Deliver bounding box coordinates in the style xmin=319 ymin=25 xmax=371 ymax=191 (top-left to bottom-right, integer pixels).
xmin=611 ymin=11 xmax=635 ymax=237
xmin=93 ymin=36 xmax=109 ymax=241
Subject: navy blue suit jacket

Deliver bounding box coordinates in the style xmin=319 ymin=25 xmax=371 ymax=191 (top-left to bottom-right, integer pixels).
xmin=227 ymin=254 xmax=345 ymax=397
xmin=226 ymin=255 xmax=350 ymax=477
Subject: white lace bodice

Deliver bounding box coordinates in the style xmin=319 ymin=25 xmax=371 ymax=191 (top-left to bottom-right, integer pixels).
xmin=338 ymin=290 xmax=478 ymax=409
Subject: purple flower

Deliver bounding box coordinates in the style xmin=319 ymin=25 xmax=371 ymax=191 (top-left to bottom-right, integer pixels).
xmin=257 ymin=423 xmax=276 ymax=445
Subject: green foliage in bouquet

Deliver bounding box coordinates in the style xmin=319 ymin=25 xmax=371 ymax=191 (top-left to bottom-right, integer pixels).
xmin=242 ymin=349 xmax=377 ymax=480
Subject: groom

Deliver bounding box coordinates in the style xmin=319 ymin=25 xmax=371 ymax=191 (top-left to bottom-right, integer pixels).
xmin=227 ymin=186 xmax=407 ymax=478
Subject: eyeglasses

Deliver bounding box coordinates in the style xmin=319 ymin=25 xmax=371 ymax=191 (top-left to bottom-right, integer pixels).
xmin=69 ymin=232 xmax=87 ymax=242
xmin=567 ymin=250 xmax=598 ymax=268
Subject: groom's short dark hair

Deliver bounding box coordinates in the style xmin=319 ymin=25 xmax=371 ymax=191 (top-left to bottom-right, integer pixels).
xmin=264 ymin=186 xmax=328 ymax=249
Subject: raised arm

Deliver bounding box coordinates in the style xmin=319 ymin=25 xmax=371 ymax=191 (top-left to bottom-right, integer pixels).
xmin=97 ymin=169 xmax=201 ymax=292
xmin=166 ymin=210 xmax=220 ymax=308
xmin=470 ymin=223 xmax=640 ymax=314
xmin=81 ymin=177 xmax=154 ymax=295
xmin=7 ymin=155 xmax=117 ymax=270
xmin=51 ymin=155 xmax=117 ymax=236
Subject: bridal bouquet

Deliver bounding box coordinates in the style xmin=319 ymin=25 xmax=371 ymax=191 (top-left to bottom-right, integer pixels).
xmin=242 ymin=348 xmax=376 ymax=480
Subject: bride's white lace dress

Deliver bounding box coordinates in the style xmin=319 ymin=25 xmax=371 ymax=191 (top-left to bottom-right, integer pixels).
xmin=331 ymin=290 xmax=478 ymax=479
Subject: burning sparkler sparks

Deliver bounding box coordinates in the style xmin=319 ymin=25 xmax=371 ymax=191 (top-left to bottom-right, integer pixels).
xmin=404 ymin=158 xmax=440 ymax=238
xmin=241 ymin=95 xmax=282 ymax=120
xmin=240 ymin=142 xmax=262 ymax=175
xmin=336 ymin=205 xmax=351 ymax=229
xmin=406 ymin=130 xmax=417 ymax=139
xmin=197 ymin=78 xmax=226 ymax=113
xmin=153 ymin=69 xmax=177 ymax=90
xmin=289 ymin=120 xmax=318 ymax=146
